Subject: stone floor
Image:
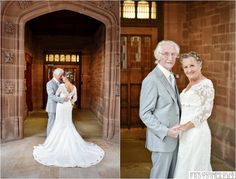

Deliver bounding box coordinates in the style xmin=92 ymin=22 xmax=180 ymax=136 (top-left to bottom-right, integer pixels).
xmin=120 ymin=128 xmax=235 ymax=178
xmin=1 ymin=109 xmax=120 ymax=178
xmin=1 ymin=110 xmax=234 ymax=179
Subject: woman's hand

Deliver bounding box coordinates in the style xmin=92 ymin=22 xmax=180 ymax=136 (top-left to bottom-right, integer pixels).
xmin=178 ymin=122 xmax=194 ymax=132
xmin=178 ymin=124 xmax=188 ymax=131
xmin=64 ymin=96 xmax=69 ymax=102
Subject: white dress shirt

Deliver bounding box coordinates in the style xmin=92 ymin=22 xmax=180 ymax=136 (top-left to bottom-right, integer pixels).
xmin=157 ymin=64 xmax=175 ymax=90
xmin=53 ymin=77 xmax=60 ymax=86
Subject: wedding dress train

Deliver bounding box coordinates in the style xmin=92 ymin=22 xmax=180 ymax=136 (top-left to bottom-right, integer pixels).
xmin=33 ymin=84 xmax=105 ymax=167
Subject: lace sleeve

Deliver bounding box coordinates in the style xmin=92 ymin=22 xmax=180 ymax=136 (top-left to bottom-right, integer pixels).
xmin=70 ymin=86 xmax=77 ymax=103
xmin=191 ymin=80 xmax=215 ymax=127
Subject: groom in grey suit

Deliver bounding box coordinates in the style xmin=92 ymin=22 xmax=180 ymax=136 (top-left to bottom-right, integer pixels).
xmin=139 ymin=40 xmax=182 ymax=178
xmin=46 ymin=68 xmax=68 ymax=137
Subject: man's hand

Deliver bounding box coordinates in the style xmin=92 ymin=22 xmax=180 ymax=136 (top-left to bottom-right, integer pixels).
xmin=167 ymin=125 xmax=180 ymax=138
xmin=177 ymin=122 xmax=194 ymax=132
xmin=64 ymin=96 xmax=69 ymax=102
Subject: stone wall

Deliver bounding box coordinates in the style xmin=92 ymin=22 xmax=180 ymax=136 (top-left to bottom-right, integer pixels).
xmin=164 ymin=1 xmax=235 ymax=168
xmin=186 ymin=1 xmax=235 ymax=168
xmin=90 ymin=25 xmax=105 ymax=123
xmin=163 ymin=2 xmax=188 ymax=90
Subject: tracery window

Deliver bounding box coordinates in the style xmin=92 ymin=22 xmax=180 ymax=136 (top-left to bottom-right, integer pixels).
xmin=137 ymin=1 xmax=149 ymax=19
xmin=121 ymin=0 xmax=157 ymax=20
xmin=45 ymin=53 xmax=80 ymax=63
xmin=123 ymin=0 xmax=135 ymax=19
xmin=151 ymin=1 xmax=156 ymax=19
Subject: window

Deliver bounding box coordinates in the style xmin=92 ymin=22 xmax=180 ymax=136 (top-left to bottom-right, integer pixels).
xmin=121 ymin=0 xmax=157 ymax=20
xmin=123 ymin=0 xmax=135 ymax=19
xmin=151 ymin=1 xmax=157 ymax=19
xmin=45 ymin=53 xmax=80 ymax=63
xmin=55 ymin=54 xmax=59 ymax=62
xmin=137 ymin=1 xmax=149 ymax=19
xmin=60 ymin=54 xmax=65 ymax=62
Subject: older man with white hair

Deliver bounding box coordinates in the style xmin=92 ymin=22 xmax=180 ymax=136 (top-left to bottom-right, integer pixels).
xmin=46 ymin=68 xmax=68 ymax=137
xmin=139 ymin=40 xmax=182 ymax=178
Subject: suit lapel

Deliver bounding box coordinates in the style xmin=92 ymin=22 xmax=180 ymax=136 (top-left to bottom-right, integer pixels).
xmin=52 ymin=79 xmax=59 ymax=87
xmin=51 ymin=79 xmax=59 ymax=94
xmin=175 ymin=85 xmax=182 ymax=111
xmin=154 ymin=67 xmax=177 ymax=103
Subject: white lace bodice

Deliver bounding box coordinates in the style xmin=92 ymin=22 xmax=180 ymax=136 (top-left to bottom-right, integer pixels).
xmin=56 ymin=84 xmax=77 ymax=103
xmin=174 ymin=79 xmax=214 ymax=178
xmin=180 ymin=79 xmax=215 ymax=127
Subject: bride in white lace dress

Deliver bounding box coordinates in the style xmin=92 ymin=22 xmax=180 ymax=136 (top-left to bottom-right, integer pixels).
xmin=33 ymin=75 xmax=105 ymax=167
xmin=174 ymin=52 xmax=215 ymax=178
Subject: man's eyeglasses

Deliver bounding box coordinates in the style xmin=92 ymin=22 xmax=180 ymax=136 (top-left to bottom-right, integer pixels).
xmin=159 ymin=52 xmax=179 ymax=58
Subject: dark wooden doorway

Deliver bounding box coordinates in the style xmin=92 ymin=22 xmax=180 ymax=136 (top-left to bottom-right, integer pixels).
xmin=43 ymin=52 xmax=82 ymax=109
xmin=25 ymin=53 xmax=33 ymax=111
xmin=120 ymin=34 xmax=157 ymax=128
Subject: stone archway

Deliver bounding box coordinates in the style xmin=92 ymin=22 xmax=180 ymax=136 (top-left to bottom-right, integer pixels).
xmin=1 ymin=1 xmax=120 ymax=142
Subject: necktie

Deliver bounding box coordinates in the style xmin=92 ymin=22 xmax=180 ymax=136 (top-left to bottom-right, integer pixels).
xmin=169 ymin=74 xmax=176 ymax=91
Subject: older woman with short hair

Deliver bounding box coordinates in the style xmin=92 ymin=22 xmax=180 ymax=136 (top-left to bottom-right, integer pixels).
xmin=174 ymin=51 xmax=215 ymax=178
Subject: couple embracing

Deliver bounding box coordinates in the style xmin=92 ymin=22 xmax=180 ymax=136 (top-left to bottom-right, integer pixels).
xmin=140 ymin=40 xmax=215 ymax=179
xmin=33 ymin=68 xmax=104 ymax=167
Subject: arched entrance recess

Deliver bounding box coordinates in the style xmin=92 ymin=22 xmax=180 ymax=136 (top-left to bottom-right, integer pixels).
xmin=1 ymin=1 xmax=120 ymax=142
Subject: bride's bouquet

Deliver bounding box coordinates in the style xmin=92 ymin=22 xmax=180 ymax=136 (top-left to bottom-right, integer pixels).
xmin=70 ymin=98 xmax=76 ymax=109
xmin=70 ymin=99 xmax=75 ymax=107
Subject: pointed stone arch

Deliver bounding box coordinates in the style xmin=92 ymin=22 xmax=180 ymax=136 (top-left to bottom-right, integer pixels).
xmin=1 ymin=1 xmax=120 ymax=142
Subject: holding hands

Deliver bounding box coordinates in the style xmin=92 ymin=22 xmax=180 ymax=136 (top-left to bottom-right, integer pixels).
xmin=64 ymin=96 xmax=70 ymax=102
xmin=167 ymin=125 xmax=180 ymax=138
xmin=167 ymin=121 xmax=194 ymax=138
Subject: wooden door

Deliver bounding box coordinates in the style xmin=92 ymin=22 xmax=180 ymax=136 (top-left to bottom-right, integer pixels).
xmin=25 ymin=53 xmax=33 ymax=111
xmin=120 ymin=35 xmax=155 ymax=128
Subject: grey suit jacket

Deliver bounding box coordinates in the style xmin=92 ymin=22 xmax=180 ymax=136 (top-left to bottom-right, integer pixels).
xmin=139 ymin=66 xmax=181 ymax=152
xmin=46 ymin=79 xmax=64 ymax=113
